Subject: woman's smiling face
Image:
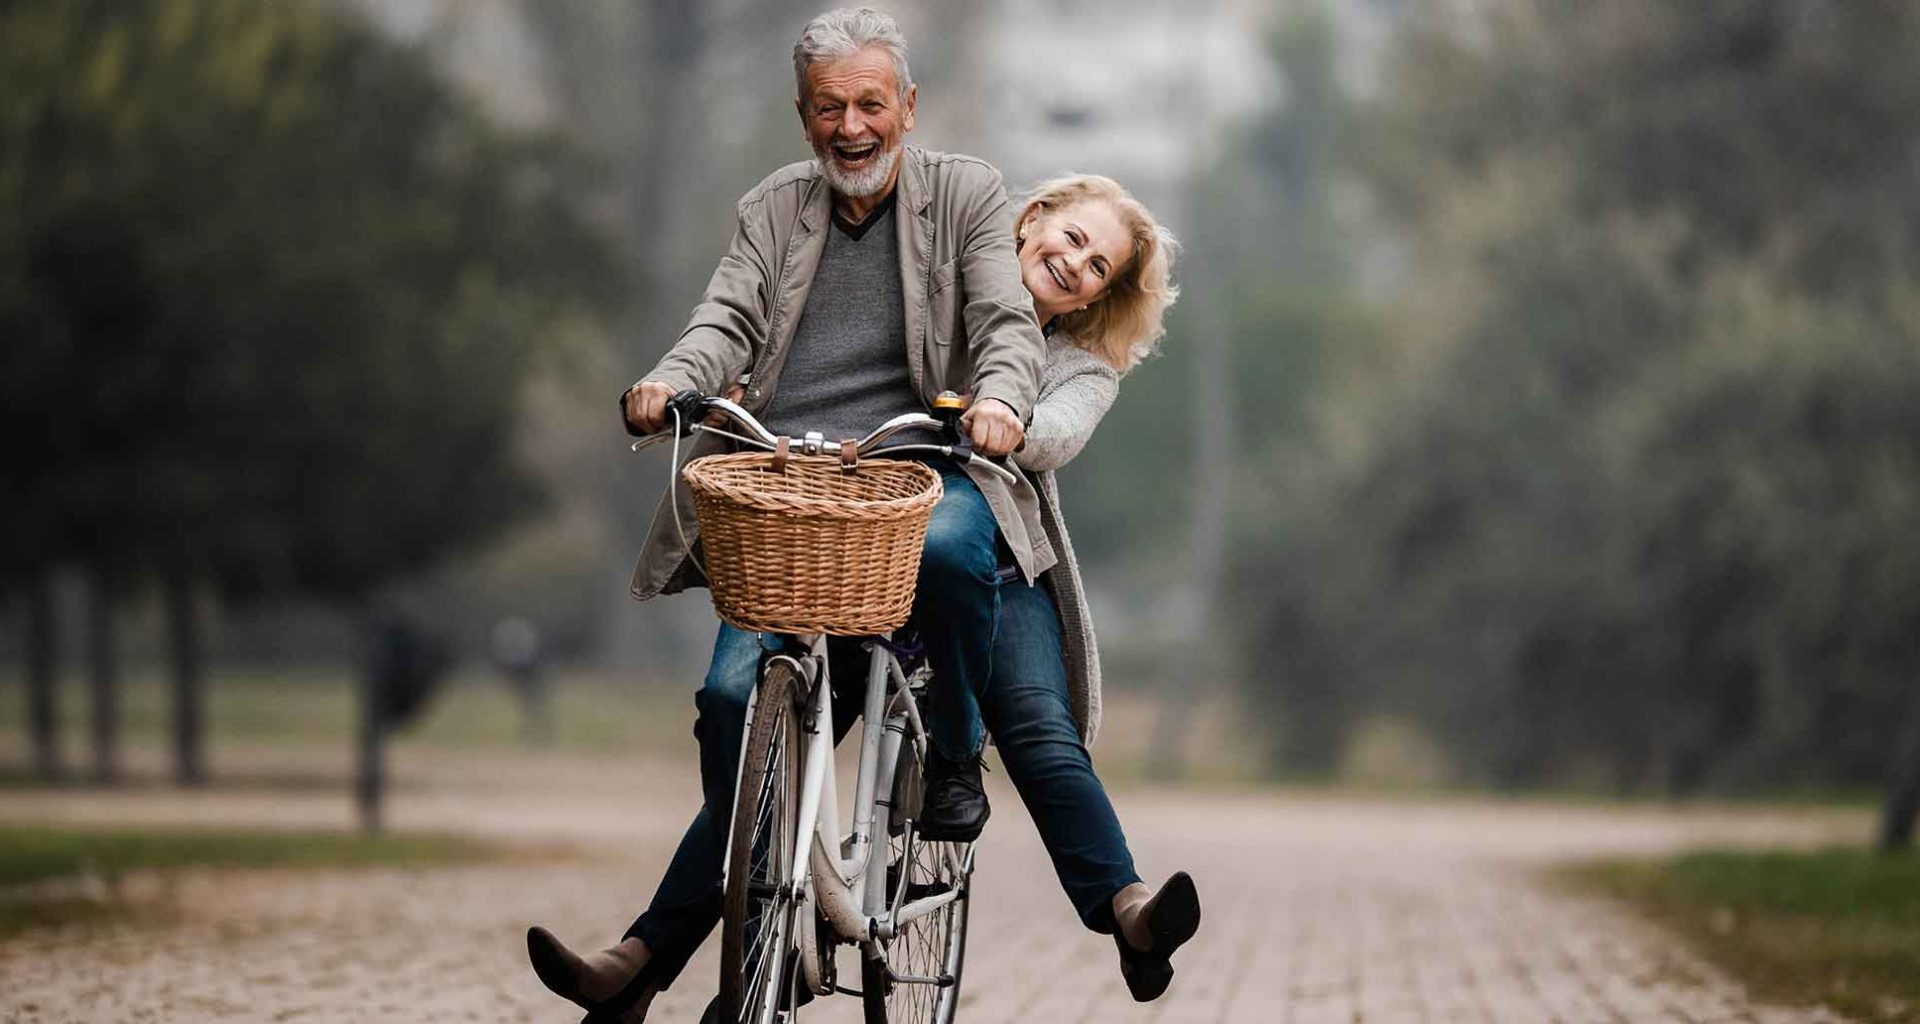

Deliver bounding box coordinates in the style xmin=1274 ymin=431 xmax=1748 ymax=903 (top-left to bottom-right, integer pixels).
xmin=1017 ymin=200 xmax=1133 ymax=325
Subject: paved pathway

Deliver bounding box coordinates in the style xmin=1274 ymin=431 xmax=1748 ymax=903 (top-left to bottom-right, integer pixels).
xmin=0 ymin=749 xmax=1869 ymax=1022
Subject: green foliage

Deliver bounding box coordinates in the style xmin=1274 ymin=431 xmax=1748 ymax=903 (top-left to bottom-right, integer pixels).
xmin=1232 ymin=0 xmax=1920 ymax=800
xmin=1365 ymin=0 xmax=1920 ymax=302
xmin=0 ymin=0 xmax=624 ymax=601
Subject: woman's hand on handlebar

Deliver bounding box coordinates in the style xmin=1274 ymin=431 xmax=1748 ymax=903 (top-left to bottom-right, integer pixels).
xmin=960 ymin=397 xmax=1024 ymax=456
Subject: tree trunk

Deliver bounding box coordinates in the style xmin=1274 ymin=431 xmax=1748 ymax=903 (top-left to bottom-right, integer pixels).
xmin=165 ymin=568 xmax=206 ymax=786
xmin=356 ymin=607 xmax=385 ymax=834
xmin=86 ymin=571 xmax=120 ymax=784
xmin=26 ymin=572 xmax=62 ymax=780
xmin=1878 ymin=688 xmax=1920 ymax=850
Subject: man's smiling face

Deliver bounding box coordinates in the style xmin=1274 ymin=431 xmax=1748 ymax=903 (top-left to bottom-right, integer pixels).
xmin=797 ymin=46 xmax=916 ymax=200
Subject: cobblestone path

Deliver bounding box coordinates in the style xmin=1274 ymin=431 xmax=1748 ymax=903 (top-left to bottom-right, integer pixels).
xmin=0 ymin=752 xmax=1868 ymax=1022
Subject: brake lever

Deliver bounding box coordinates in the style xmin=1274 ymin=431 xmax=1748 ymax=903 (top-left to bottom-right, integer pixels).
xmin=955 ymin=448 xmax=1019 ymax=485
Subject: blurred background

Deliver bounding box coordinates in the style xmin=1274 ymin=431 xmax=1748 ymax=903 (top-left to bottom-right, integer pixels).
xmin=6 ymin=0 xmax=1920 ymax=838
xmin=8 ymin=1 xmax=1920 ymax=1018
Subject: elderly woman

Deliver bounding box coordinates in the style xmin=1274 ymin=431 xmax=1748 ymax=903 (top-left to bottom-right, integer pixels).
xmin=974 ymin=173 xmax=1199 ymax=1003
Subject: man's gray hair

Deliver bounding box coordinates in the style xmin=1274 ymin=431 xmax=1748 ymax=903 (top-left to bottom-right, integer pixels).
xmin=793 ymin=7 xmax=912 ymax=101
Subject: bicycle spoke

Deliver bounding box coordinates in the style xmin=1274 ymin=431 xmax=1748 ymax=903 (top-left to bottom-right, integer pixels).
xmin=875 ymin=823 xmax=967 ymax=1021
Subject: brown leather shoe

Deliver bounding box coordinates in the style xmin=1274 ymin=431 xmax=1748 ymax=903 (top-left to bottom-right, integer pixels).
xmin=526 ymin=926 xmax=661 ymax=1023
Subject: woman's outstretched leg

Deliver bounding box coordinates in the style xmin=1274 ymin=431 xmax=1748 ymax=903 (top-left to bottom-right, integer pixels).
xmin=976 ymin=579 xmax=1140 ymax=930
xmin=979 ymin=578 xmax=1199 ymax=1001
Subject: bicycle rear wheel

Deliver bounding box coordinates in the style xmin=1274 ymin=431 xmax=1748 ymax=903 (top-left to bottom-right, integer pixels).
xmin=862 ymin=737 xmax=972 ymax=1023
xmin=720 ymin=658 xmax=804 ymax=1023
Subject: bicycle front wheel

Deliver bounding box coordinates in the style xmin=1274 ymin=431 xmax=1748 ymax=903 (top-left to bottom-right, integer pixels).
xmin=720 ymin=657 xmax=804 ymax=1023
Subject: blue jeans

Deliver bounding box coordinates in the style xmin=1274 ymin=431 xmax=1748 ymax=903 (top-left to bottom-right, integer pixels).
xmin=912 ymin=464 xmax=1001 ymax=763
xmin=979 ymin=577 xmax=1141 ymax=931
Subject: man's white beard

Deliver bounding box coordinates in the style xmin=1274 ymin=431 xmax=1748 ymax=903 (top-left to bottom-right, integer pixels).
xmin=816 ymin=141 xmax=900 ymax=199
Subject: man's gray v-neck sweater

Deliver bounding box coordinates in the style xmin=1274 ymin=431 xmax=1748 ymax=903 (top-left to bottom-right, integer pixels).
xmin=761 ymin=196 xmax=923 ymax=442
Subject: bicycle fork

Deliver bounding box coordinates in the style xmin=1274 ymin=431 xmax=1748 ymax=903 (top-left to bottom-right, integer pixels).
xmin=732 ymin=638 xmax=961 ymax=950
xmin=807 ymin=645 xmax=962 ymax=948
xmin=795 ymin=640 xmax=895 ymax=940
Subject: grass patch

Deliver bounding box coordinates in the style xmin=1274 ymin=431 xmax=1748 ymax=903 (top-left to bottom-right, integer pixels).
xmin=1564 ymin=847 xmax=1920 ymax=1022
xmin=0 ymin=824 xmax=495 ymax=888
xmin=0 ymin=824 xmax=515 ymax=936
xmin=0 ymin=667 xmax=693 ymax=756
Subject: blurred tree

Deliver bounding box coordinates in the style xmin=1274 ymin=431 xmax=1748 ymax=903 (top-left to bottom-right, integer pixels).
xmin=1067 ymin=8 xmax=1361 ymax=568
xmin=0 ymin=0 xmax=624 ymax=785
xmin=1065 ymin=7 xmax=1381 ymax=773
xmin=520 ymin=0 xmax=837 ymax=675
xmin=1234 ymin=0 xmax=1920 ymax=826
xmin=1608 ymin=292 xmax=1920 ymax=841
xmin=550 ymin=0 xmax=705 ymax=672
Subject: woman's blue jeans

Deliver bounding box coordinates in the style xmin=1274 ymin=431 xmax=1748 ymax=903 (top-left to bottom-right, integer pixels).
xmin=624 ymin=465 xmax=1138 ymax=987
xmin=978 ymin=577 xmax=1141 ymax=932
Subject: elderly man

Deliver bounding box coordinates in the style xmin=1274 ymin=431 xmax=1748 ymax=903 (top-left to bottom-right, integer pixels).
xmin=527 ymin=8 xmax=1051 ymax=1020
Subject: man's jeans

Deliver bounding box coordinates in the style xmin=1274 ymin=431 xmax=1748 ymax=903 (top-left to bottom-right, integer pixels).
xmin=624 ymin=464 xmax=1137 ymax=985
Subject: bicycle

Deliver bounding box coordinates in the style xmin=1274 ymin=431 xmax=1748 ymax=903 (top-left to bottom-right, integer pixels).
xmin=635 ymin=390 xmax=1018 ymax=1024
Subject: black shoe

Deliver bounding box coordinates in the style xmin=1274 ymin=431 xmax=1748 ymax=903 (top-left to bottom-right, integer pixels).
xmin=526 ymin=926 xmax=662 ymax=1023
xmin=917 ymin=748 xmax=989 ymax=842
xmin=1113 ymin=871 xmax=1201 ymax=1003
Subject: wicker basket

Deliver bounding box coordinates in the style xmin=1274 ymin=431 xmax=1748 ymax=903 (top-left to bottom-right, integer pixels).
xmin=682 ymin=451 xmax=944 ymax=635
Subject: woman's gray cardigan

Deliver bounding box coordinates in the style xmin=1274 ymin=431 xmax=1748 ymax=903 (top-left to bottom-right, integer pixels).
xmin=1011 ymin=335 xmax=1122 ymax=748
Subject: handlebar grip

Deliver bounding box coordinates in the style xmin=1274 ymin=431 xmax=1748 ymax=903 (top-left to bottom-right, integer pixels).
xmin=666 ymin=390 xmax=708 ymax=437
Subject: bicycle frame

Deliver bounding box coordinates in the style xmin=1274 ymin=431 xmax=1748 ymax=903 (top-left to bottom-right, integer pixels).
xmin=722 ymin=633 xmax=961 ymax=960
xmin=641 ymin=392 xmax=980 ymax=1015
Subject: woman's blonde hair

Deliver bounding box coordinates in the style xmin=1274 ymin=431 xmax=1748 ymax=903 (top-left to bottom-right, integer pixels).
xmin=1016 ymin=174 xmax=1180 ymax=371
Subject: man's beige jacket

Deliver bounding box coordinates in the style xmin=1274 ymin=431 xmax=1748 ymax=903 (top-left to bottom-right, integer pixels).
xmin=628 ymin=146 xmax=1054 ymax=602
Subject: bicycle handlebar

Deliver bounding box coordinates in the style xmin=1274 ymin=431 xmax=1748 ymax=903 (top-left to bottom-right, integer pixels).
xmin=631 ymin=391 xmax=1018 ymax=485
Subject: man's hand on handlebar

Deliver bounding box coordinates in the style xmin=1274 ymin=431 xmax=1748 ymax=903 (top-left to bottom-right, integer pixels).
xmin=623 ymin=381 xmax=677 ymax=435
xmin=960 ymin=397 xmax=1024 ymax=457
xmin=625 ymin=381 xmax=746 ymax=435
